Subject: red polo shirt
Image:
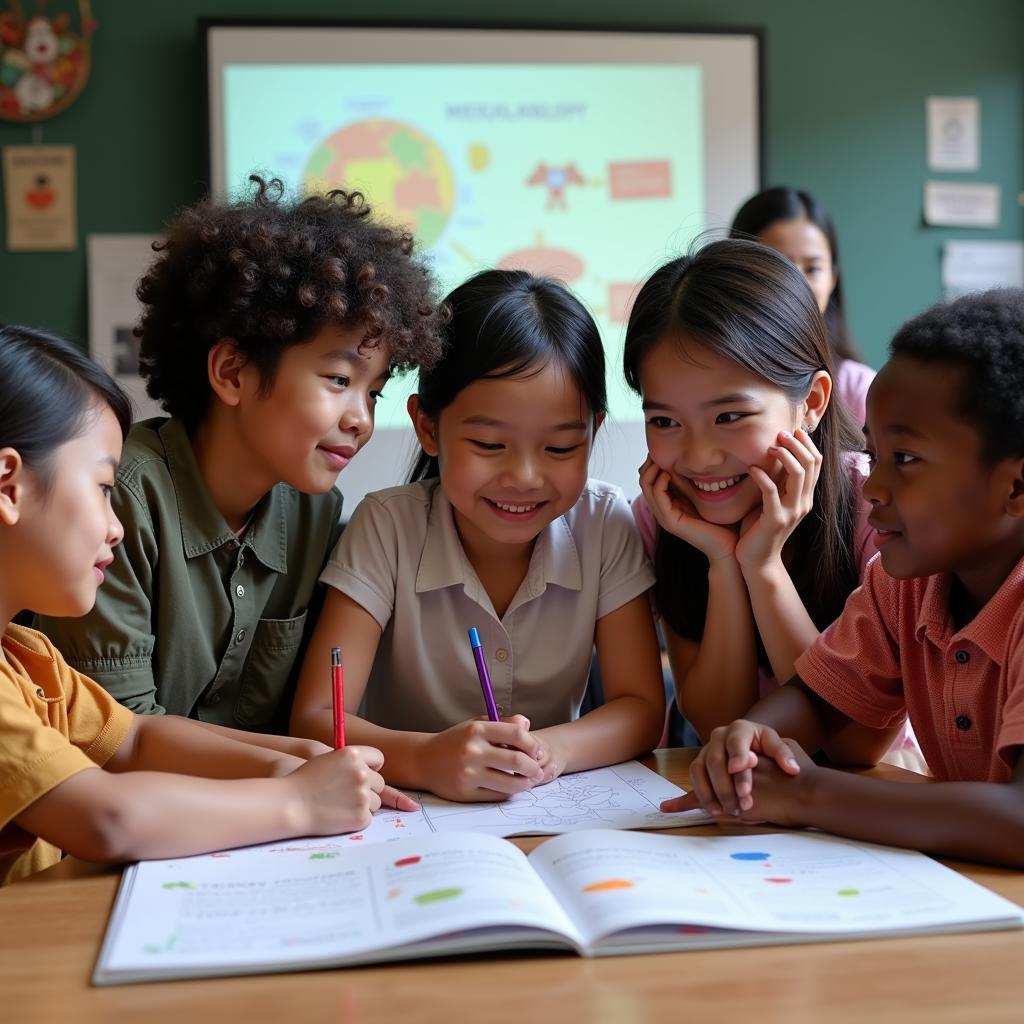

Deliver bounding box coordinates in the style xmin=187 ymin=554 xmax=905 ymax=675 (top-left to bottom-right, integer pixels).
xmin=795 ymin=554 xmax=1024 ymax=782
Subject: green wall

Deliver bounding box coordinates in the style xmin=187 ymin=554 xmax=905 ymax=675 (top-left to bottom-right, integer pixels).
xmin=1 ymin=0 xmax=1022 ymax=368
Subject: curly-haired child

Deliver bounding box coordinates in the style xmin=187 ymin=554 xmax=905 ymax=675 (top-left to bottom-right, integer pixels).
xmin=38 ymin=176 xmax=444 ymax=733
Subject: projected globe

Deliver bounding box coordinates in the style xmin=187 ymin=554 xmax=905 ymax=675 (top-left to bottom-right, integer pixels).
xmin=303 ymin=119 xmax=455 ymax=248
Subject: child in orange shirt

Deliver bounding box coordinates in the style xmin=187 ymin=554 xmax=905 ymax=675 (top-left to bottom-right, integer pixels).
xmin=667 ymin=290 xmax=1024 ymax=867
xmin=0 ymin=325 xmax=414 ymax=884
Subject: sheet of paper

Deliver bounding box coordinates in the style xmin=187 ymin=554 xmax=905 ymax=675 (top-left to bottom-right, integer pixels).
xmin=99 ymin=832 xmax=578 ymax=977
xmin=87 ymin=234 xmax=165 ymax=420
xmin=529 ymin=829 xmax=1024 ymax=944
xmin=413 ymin=760 xmax=706 ymax=837
xmin=941 ymin=240 xmax=1024 ymax=298
xmin=926 ymin=96 xmax=979 ymax=171
xmin=219 ymin=761 xmax=705 ymax=858
xmin=924 ymin=181 xmax=1000 ymax=227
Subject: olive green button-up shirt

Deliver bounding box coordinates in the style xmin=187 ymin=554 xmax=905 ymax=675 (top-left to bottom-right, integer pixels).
xmin=37 ymin=417 xmax=343 ymax=732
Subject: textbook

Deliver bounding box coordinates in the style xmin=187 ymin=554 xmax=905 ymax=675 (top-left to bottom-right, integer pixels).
xmin=94 ymin=829 xmax=1023 ymax=985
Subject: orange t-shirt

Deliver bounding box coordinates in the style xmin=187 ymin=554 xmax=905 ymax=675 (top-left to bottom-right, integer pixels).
xmin=0 ymin=625 xmax=133 ymax=884
xmin=796 ymin=555 xmax=1024 ymax=782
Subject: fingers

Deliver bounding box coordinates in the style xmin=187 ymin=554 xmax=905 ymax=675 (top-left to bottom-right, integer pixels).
xmin=348 ymin=745 xmax=385 ymax=771
xmin=380 ymin=785 xmax=420 ymax=811
xmin=486 ymin=742 xmax=546 ymax=778
xmin=478 ymin=766 xmax=542 ymax=796
xmin=747 ymin=465 xmax=782 ymax=521
xmin=660 ymin=791 xmax=702 ymax=813
xmin=760 ymin=732 xmax=802 ymax=776
xmin=685 ymin=752 xmax=723 ymax=816
xmin=480 ymin=721 xmax=543 ymax=760
xmin=771 ymin=430 xmax=821 ymax=504
xmin=500 ymin=714 xmax=532 ymax=731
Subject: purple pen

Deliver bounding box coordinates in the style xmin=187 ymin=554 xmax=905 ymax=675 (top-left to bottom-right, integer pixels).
xmin=467 ymin=627 xmax=500 ymax=722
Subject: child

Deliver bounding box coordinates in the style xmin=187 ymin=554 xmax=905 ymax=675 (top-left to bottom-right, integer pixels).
xmin=666 ymin=289 xmax=1024 ymax=867
xmin=38 ymin=177 xmax=443 ymax=733
xmin=624 ymin=239 xmax=888 ymax=747
xmin=290 ymin=269 xmax=665 ymax=801
xmin=731 ymin=186 xmax=875 ymax=425
xmin=0 ymin=325 xmax=415 ymax=885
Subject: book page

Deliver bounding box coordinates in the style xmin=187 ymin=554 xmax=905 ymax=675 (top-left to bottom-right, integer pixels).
xmin=98 ymin=832 xmax=582 ymax=980
xmin=528 ymin=829 xmax=1024 ymax=946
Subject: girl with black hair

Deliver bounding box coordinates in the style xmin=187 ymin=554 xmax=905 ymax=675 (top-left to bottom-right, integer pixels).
xmin=291 ymin=270 xmax=665 ymax=802
xmin=0 ymin=325 xmax=413 ymax=884
xmin=625 ymin=240 xmax=919 ymax=767
xmin=731 ymin=186 xmax=876 ymax=426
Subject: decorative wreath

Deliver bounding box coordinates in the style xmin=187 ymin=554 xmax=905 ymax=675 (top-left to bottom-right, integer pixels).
xmin=0 ymin=0 xmax=94 ymax=123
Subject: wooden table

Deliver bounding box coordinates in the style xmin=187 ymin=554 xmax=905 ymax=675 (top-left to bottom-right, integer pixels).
xmin=2 ymin=749 xmax=1023 ymax=1023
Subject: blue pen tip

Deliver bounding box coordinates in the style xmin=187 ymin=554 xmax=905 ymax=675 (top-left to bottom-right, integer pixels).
xmin=468 ymin=627 xmax=481 ymax=648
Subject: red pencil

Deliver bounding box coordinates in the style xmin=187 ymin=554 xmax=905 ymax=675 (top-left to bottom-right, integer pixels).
xmin=331 ymin=646 xmax=346 ymax=749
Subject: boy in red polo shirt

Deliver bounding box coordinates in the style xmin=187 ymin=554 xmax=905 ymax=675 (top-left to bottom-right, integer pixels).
xmin=664 ymin=289 xmax=1024 ymax=867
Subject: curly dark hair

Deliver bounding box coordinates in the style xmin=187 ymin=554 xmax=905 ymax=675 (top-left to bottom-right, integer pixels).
xmin=889 ymin=288 xmax=1024 ymax=464
xmin=136 ymin=176 xmax=445 ymax=431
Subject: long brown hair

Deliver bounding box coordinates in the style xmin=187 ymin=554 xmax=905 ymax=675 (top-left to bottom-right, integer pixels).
xmin=623 ymin=239 xmax=863 ymax=657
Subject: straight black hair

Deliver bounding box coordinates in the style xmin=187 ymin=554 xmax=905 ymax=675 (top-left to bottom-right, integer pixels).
xmin=409 ymin=269 xmax=607 ymax=481
xmin=731 ymin=186 xmax=863 ymax=363
xmin=0 ymin=324 xmax=132 ymax=484
xmin=622 ymin=239 xmax=863 ymax=661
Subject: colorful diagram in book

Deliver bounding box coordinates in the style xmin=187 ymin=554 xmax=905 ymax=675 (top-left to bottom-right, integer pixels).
xmin=222 ymin=63 xmax=703 ymax=426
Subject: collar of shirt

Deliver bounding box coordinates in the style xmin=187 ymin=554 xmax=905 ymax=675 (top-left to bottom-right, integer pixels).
xmin=414 ymin=481 xmax=583 ymax=600
xmin=914 ymin=551 xmax=1024 ymax=665
xmin=157 ymin=417 xmax=289 ymax=573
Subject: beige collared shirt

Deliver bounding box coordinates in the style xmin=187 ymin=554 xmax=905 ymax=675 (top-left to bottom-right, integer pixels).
xmin=321 ymin=479 xmax=655 ymax=732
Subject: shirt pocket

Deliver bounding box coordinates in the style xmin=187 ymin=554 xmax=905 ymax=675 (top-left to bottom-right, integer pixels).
xmin=233 ymin=611 xmax=308 ymax=729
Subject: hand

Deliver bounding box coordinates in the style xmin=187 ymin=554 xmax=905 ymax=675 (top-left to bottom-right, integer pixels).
xmin=531 ymin=731 xmax=570 ymax=787
xmin=420 ymin=715 xmax=545 ymax=802
xmin=671 ymin=741 xmax=817 ymax=827
xmin=286 ymin=745 xmax=404 ymax=835
xmin=734 ymin=429 xmax=822 ymax=572
xmin=638 ymin=457 xmax=738 ymax=562
xmin=659 ymin=720 xmax=801 ymax=815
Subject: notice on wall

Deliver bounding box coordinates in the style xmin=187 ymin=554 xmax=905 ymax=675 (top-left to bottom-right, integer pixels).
xmin=924 ymin=181 xmax=999 ymax=228
xmin=942 ymin=240 xmax=1024 ymax=299
xmin=926 ymin=96 xmax=979 ymax=172
xmin=3 ymin=144 xmax=76 ymax=250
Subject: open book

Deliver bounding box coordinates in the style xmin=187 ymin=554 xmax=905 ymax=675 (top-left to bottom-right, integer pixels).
xmin=95 ymin=829 xmax=1023 ymax=985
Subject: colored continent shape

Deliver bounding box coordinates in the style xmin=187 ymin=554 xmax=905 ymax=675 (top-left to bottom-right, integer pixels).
xmin=303 ymin=119 xmax=454 ymax=248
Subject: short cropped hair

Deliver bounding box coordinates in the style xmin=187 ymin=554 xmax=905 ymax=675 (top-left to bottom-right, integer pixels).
xmin=136 ymin=176 xmax=445 ymax=431
xmin=889 ymin=288 xmax=1024 ymax=464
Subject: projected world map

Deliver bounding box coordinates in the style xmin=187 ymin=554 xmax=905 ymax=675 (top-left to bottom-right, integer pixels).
xmin=302 ymin=119 xmax=455 ymax=248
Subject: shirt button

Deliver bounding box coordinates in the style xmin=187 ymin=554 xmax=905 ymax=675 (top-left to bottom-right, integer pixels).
xmin=495 ymin=648 xmax=509 ymax=662
xmin=954 ymin=649 xmax=970 ymax=664
xmin=956 ymin=714 xmax=972 ymax=730
xmin=496 ymin=704 xmax=505 ymax=715
xmin=227 ymin=540 xmax=238 ymax=551
xmin=206 ymin=691 xmax=221 ymax=706
xmin=235 ymin=629 xmax=247 ymax=644
xmin=235 ymin=584 xmax=245 ymax=598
